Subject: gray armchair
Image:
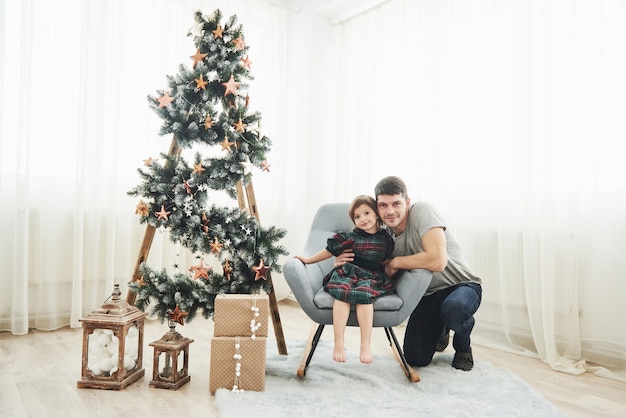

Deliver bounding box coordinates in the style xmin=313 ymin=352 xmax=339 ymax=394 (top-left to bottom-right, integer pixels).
xmin=283 ymin=202 xmax=432 ymax=381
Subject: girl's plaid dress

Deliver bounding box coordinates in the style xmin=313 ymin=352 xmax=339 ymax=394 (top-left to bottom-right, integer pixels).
xmin=323 ymin=228 xmax=395 ymax=305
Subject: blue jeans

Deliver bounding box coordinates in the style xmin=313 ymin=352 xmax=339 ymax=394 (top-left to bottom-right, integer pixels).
xmin=403 ymin=282 xmax=482 ymax=367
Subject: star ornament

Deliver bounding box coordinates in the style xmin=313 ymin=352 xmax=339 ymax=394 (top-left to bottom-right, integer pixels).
xmin=221 ymin=75 xmax=240 ymax=96
xmin=222 ymin=260 xmax=233 ymax=281
xmin=209 ymin=237 xmax=223 ymax=253
xmin=190 ymin=48 xmax=208 ymax=68
xmin=212 ymin=24 xmax=224 ymax=39
xmin=201 ymin=212 xmax=210 ymax=233
xmin=191 ymin=20 xmax=205 ymax=38
xmin=241 ymin=55 xmax=252 ymax=69
xmin=252 ymin=259 xmax=270 ymax=281
xmin=155 ymin=205 xmax=171 ymax=221
xmin=220 ymin=136 xmax=235 ymax=152
xmin=233 ymin=36 xmax=245 ymax=51
xmin=157 ymin=91 xmax=174 ymax=108
xmin=261 ymin=160 xmax=271 ymax=172
xmin=241 ymin=158 xmax=253 ymax=175
xmin=135 ymin=200 xmax=150 ymax=217
xmin=233 ymin=117 xmax=247 ymax=132
xmin=183 ymin=180 xmax=192 ymax=195
xmin=169 ymin=305 xmax=188 ymax=326
xmin=189 ymin=258 xmax=211 ymax=280
xmin=194 ymin=73 xmax=208 ymax=90
xmin=204 ymin=114 xmax=213 ymax=130
xmin=193 ymin=162 xmax=205 ymax=174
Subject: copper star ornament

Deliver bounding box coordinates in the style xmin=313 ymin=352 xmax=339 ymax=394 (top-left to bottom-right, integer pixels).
xmin=209 ymin=237 xmax=223 ymax=253
xmin=212 ymin=24 xmax=224 ymax=39
xmin=169 ymin=305 xmax=188 ymax=326
xmin=233 ymin=36 xmax=245 ymax=50
xmin=201 ymin=212 xmax=209 ymax=233
xmin=189 ymin=258 xmax=211 ymax=280
xmin=221 ymin=75 xmax=240 ymax=96
xmin=261 ymin=161 xmax=271 ymax=172
xmin=194 ymin=73 xmax=208 ymax=90
xmin=135 ymin=200 xmax=150 ymax=217
xmin=220 ymin=137 xmax=235 ymax=152
xmin=183 ymin=180 xmax=192 ymax=195
xmin=155 ymin=205 xmax=171 ymax=221
xmin=222 ymin=260 xmax=233 ymax=281
xmin=252 ymin=259 xmax=270 ymax=281
xmin=233 ymin=117 xmax=247 ymax=132
xmin=190 ymin=48 xmax=208 ymax=68
xmin=241 ymin=55 xmax=252 ymax=69
xmin=157 ymin=91 xmax=174 ymax=108
xmin=204 ymin=114 xmax=213 ymax=130
xmin=193 ymin=162 xmax=205 ymax=174
xmin=143 ymin=157 xmax=154 ymax=166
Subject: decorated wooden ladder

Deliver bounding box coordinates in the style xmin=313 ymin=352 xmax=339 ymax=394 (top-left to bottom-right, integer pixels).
xmin=126 ymin=136 xmax=288 ymax=355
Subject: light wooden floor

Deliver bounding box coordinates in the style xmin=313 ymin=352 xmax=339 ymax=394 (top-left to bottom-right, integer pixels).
xmin=1 ymin=298 xmax=625 ymax=417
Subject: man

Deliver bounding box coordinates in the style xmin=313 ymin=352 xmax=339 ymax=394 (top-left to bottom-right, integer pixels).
xmin=336 ymin=176 xmax=482 ymax=370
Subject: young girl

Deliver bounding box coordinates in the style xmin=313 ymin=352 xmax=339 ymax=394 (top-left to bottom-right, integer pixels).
xmin=295 ymin=195 xmax=395 ymax=364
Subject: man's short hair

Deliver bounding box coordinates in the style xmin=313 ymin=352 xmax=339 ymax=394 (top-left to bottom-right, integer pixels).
xmin=374 ymin=176 xmax=408 ymax=200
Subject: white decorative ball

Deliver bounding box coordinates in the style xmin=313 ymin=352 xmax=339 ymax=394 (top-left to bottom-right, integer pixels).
xmin=99 ymin=357 xmax=113 ymax=372
xmin=89 ymin=364 xmax=103 ymax=376
xmin=97 ymin=332 xmax=111 ymax=347
xmin=107 ymin=341 xmax=119 ymax=355
xmin=126 ymin=344 xmax=138 ymax=358
xmin=124 ymin=355 xmax=136 ymax=371
xmin=89 ymin=342 xmax=105 ymax=356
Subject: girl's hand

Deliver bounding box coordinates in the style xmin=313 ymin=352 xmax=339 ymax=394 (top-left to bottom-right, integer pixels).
xmin=294 ymin=255 xmax=308 ymax=264
xmin=334 ymin=249 xmax=354 ymax=267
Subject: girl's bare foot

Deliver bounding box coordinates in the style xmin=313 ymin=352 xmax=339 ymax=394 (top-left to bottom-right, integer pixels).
xmin=333 ymin=346 xmax=347 ymax=362
xmin=360 ymin=346 xmax=373 ymax=364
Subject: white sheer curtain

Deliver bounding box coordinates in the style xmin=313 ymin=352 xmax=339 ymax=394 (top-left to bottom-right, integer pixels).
xmin=0 ymin=0 xmax=291 ymax=334
xmin=293 ymin=0 xmax=626 ymax=381
xmin=2 ymin=0 xmax=626 ymax=383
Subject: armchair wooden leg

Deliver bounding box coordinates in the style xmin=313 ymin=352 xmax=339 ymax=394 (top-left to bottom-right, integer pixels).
xmin=297 ymin=323 xmax=325 ymax=378
xmin=384 ymin=327 xmax=421 ymax=383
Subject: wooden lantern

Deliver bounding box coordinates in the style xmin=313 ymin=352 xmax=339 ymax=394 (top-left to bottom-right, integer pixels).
xmin=77 ymin=284 xmax=146 ymax=390
xmin=149 ymin=320 xmax=194 ymax=390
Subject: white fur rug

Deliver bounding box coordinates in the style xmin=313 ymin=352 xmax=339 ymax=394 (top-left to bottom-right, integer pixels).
xmin=214 ymin=339 xmax=564 ymax=418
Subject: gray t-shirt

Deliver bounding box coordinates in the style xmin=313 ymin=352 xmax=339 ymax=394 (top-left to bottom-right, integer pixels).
xmin=390 ymin=202 xmax=482 ymax=295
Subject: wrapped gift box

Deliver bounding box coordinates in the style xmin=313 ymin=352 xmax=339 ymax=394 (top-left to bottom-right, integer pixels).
xmin=209 ymin=336 xmax=266 ymax=393
xmin=213 ymin=294 xmax=269 ymax=337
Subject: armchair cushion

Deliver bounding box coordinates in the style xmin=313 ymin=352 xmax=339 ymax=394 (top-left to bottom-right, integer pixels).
xmin=313 ymin=288 xmax=404 ymax=310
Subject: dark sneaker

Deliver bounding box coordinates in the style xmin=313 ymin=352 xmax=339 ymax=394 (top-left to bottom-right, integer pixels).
xmin=452 ymin=351 xmax=474 ymax=371
xmin=436 ymin=328 xmax=450 ymax=352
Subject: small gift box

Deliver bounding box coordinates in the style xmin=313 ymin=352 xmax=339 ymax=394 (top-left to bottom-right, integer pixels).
xmin=213 ymin=294 xmax=269 ymax=337
xmin=209 ymin=336 xmax=266 ymax=393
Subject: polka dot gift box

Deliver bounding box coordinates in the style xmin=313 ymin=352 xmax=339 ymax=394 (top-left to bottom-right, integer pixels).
xmin=209 ymin=294 xmax=268 ymax=393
